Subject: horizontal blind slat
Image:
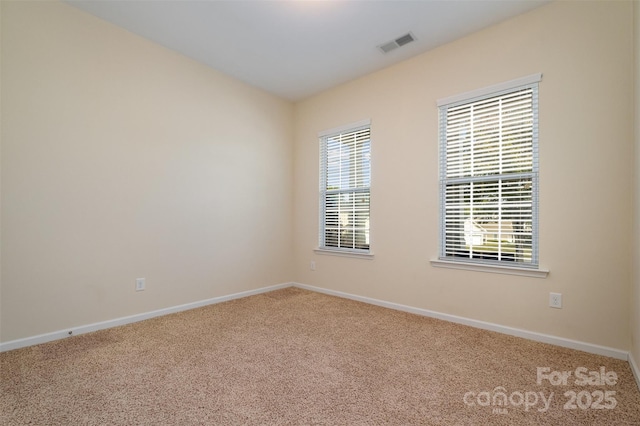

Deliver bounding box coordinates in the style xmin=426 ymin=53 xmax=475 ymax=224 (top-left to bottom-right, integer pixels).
xmin=439 ymin=83 xmax=538 ymax=266
xmin=320 ymin=125 xmax=371 ymax=251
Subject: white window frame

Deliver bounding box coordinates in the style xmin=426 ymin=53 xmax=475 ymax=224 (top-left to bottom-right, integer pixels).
xmin=433 ymin=74 xmax=547 ymax=276
xmin=317 ymin=119 xmax=372 ymax=258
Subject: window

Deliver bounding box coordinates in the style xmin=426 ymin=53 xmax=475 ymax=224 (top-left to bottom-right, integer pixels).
xmin=319 ymin=121 xmax=371 ymax=253
xmin=438 ymin=75 xmax=540 ymax=268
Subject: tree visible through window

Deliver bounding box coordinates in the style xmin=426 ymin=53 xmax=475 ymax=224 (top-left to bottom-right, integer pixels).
xmin=319 ymin=123 xmax=371 ymax=252
xmin=439 ymin=77 xmax=540 ymax=267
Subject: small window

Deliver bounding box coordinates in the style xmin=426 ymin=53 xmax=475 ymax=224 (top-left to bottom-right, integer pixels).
xmin=319 ymin=121 xmax=371 ymax=253
xmin=438 ymin=75 xmax=540 ymax=268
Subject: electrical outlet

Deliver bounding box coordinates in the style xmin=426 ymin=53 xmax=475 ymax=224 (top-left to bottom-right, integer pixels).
xmin=310 ymin=261 xmax=316 ymax=271
xmin=135 ymin=278 xmax=145 ymax=291
xmin=549 ymin=292 xmax=562 ymax=309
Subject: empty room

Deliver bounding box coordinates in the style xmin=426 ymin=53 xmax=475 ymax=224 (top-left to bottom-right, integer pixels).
xmin=2 ymin=0 xmax=640 ymax=424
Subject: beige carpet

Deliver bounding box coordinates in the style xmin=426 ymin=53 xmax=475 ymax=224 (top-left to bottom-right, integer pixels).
xmin=1 ymin=287 xmax=640 ymax=425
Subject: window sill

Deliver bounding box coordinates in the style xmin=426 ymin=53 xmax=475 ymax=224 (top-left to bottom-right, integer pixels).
xmin=314 ymin=248 xmax=374 ymax=260
xmin=430 ymin=259 xmax=549 ymax=278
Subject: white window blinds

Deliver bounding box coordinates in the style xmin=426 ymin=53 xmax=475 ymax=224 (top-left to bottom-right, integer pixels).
xmin=439 ymin=80 xmax=539 ymax=267
xmin=319 ymin=123 xmax=371 ymax=252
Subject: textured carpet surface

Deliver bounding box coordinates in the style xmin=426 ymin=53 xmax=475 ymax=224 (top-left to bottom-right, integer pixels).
xmin=1 ymin=287 xmax=640 ymax=425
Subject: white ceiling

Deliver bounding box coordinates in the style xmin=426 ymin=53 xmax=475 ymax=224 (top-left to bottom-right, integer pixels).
xmin=67 ymin=0 xmax=549 ymax=101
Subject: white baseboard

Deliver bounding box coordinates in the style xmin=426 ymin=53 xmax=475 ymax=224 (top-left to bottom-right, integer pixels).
xmin=0 ymin=282 xmax=292 ymax=353
xmin=293 ymin=282 xmax=629 ymax=361
xmin=2 ymin=281 xmax=632 ymax=365
xmin=629 ymin=351 xmax=640 ymax=391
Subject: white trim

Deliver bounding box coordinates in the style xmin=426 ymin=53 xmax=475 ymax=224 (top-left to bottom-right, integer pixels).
xmin=430 ymin=259 xmax=549 ymax=278
xmin=292 ymin=282 xmax=627 ymax=360
xmin=0 ymin=282 xmax=292 ymax=353
xmin=629 ymin=352 xmax=640 ymax=392
xmin=2 ymin=281 xmax=630 ymax=365
xmin=318 ymin=118 xmax=371 ymax=138
xmin=437 ymin=73 xmax=542 ymax=107
xmin=314 ymin=248 xmax=374 ymax=259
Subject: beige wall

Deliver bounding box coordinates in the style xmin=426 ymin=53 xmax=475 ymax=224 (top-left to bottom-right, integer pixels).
xmin=1 ymin=0 xmax=637 ymax=355
xmin=293 ymin=1 xmax=635 ymax=350
xmin=0 ymin=1 xmax=3 ymax=342
xmin=0 ymin=2 xmax=294 ymax=342
xmin=632 ymin=0 xmax=640 ymax=367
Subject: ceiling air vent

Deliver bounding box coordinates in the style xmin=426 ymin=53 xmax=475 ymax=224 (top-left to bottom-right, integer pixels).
xmin=378 ymin=32 xmax=416 ymax=54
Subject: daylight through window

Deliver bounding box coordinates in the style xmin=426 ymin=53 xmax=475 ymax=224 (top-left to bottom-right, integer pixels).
xmin=439 ymin=77 xmax=540 ymax=267
xmin=319 ymin=122 xmax=371 ymax=252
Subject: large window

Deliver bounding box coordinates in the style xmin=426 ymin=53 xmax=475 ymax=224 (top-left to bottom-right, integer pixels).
xmin=438 ymin=75 xmax=540 ymax=267
xmin=319 ymin=121 xmax=371 ymax=253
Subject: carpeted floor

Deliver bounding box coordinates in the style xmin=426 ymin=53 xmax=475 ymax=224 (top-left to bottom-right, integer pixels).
xmin=1 ymin=287 xmax=640 ymax=425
